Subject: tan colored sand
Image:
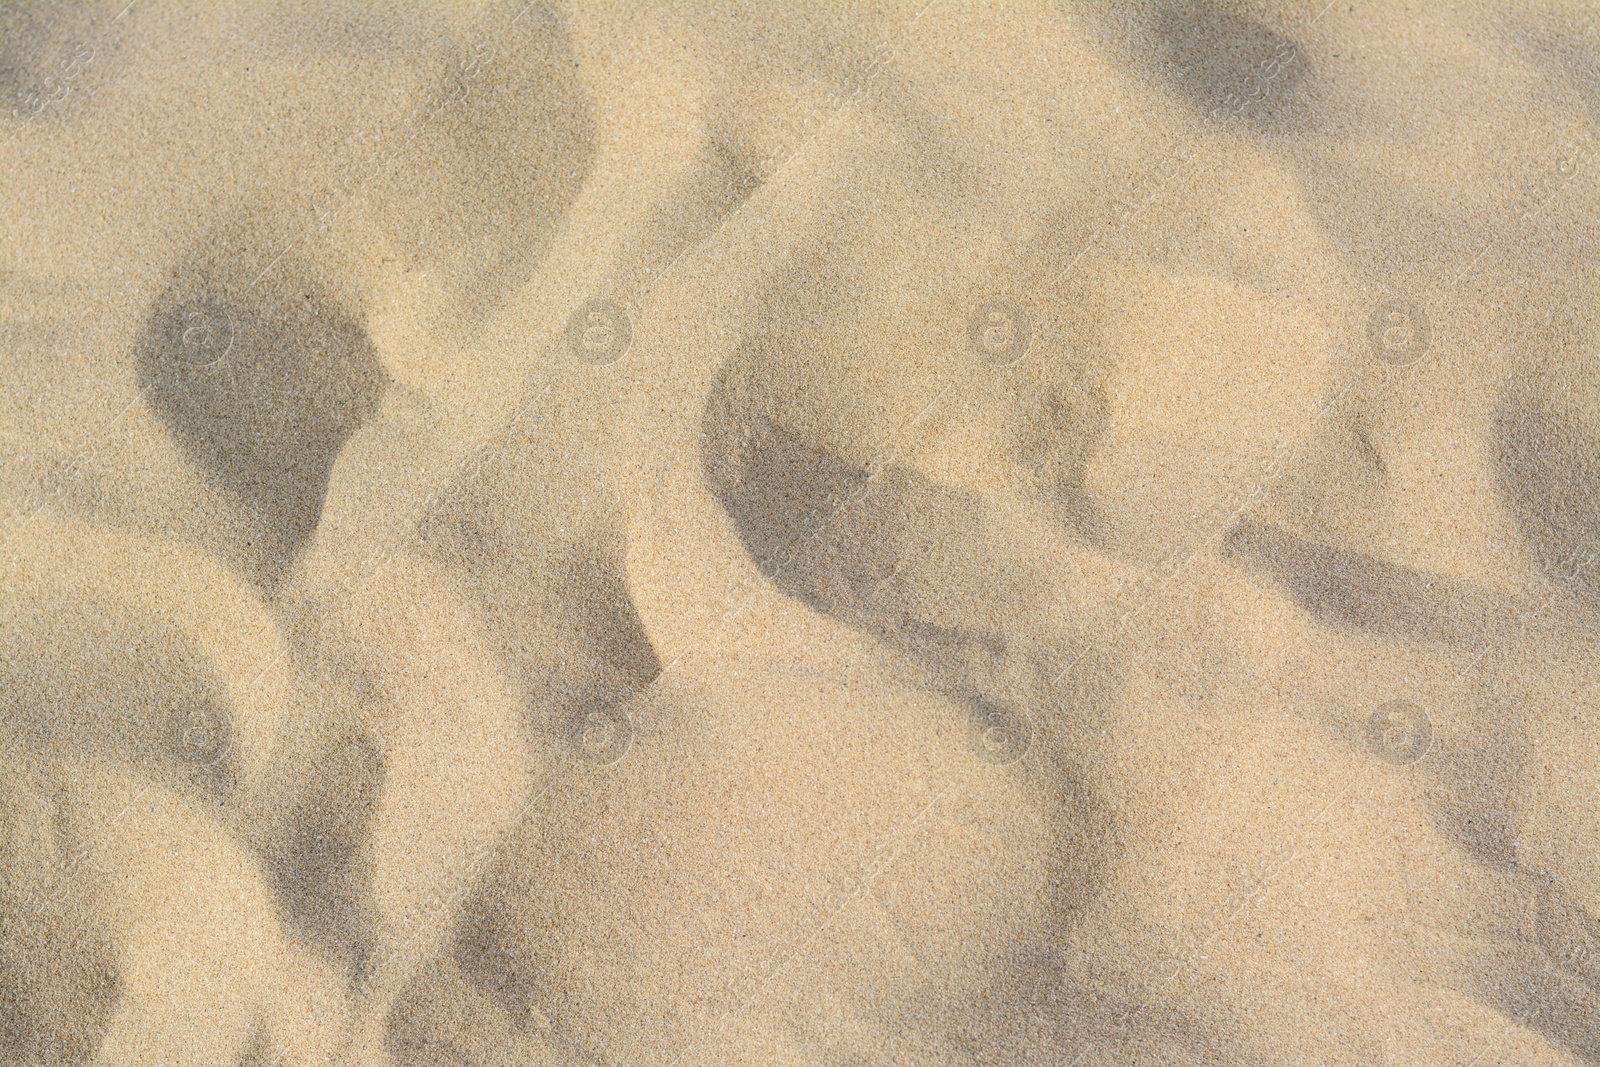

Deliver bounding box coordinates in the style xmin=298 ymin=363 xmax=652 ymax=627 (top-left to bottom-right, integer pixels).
xmin=3 ymin=3 xmax=1596 ymax=1065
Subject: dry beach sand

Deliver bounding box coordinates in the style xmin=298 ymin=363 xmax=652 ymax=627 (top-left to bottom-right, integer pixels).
xmin=2 ymin=2 xmax=1598 ymax=1064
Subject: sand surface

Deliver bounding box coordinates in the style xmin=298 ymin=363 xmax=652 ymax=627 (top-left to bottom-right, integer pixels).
xmin=2 ymin=2 xmax=1598 ymax=1064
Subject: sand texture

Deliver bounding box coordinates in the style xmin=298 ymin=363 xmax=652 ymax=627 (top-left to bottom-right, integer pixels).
xmin=2 ymin=2 xmax=1598 ymax=1064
